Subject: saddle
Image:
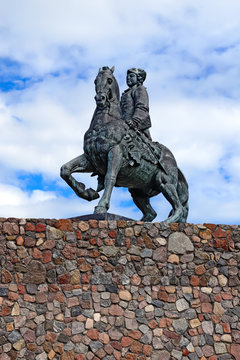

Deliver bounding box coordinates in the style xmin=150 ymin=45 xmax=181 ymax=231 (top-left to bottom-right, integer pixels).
xmin=124 ymin=129 xmax=165 ymax=171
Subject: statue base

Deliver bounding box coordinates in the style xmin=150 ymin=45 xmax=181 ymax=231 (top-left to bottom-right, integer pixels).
xmin=69 ymin=213 xmax=134 ymax=221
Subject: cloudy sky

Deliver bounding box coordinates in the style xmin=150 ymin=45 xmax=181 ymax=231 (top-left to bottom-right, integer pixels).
xmin=0 ymin=0 xmax=240 ymax=224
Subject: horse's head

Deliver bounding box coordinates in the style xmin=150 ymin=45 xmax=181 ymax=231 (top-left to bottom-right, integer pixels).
xmin=94 ymin=66 xmax=119 ymax=108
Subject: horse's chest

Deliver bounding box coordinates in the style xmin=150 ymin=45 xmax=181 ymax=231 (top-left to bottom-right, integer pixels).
xmin=84 ymin=123 xmax=123 ymax=162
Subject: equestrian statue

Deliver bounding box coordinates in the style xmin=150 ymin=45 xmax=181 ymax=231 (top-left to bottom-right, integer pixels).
xmin=60 ymin=66 xmax=189 ymax=223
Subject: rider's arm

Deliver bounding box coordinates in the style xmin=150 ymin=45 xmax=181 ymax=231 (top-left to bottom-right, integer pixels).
xmin=132 ymin=86 xmax=151 ymax=131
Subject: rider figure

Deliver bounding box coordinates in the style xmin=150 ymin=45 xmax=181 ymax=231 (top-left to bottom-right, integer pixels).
xmin=121 ymin=68 xmax=152 ymax=140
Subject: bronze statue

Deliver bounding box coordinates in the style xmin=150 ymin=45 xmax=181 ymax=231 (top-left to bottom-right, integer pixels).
xmin=60 ymin=66 xmax=189 ymax=223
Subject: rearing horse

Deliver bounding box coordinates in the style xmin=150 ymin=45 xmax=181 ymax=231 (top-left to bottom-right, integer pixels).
xmin=60 ymin=66 xmax=189 ymax=223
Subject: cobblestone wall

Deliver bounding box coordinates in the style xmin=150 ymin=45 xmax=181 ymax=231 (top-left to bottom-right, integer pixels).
xmin=0 ymin=217 xmax=240 ymax=360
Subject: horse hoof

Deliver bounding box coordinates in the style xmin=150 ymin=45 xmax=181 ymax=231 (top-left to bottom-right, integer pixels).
xmin=141 ymin=211 xmax=157 ymax=222
xmin=94 ymin=206 xmax=107 ymax=214
xmin=87 ymin=188 xmax=100 ymax=201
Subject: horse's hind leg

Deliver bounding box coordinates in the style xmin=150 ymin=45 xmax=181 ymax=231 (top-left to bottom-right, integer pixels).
xmin=60 ymin=154 xmax=99 ymax=201
xmin=155 ymin=171 xmax=184 ymax=223
xmin=129 ymin=189 xmax=157 ymax=222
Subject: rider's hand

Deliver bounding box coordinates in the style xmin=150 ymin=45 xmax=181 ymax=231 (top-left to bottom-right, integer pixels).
xmin=127 ymin=119 xmax=138 ymax=130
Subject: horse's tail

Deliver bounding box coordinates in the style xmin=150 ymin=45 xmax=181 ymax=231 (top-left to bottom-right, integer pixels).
xmin=177 ymin=168 xmax=189 ymax=222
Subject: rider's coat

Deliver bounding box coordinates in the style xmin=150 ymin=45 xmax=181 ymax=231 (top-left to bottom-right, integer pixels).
xmin=120 ymin=84 xmax=152 ymax=139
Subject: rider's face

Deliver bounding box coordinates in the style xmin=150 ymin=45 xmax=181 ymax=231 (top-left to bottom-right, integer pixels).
xmin=127 ymin=73 xmax=138 ymax=87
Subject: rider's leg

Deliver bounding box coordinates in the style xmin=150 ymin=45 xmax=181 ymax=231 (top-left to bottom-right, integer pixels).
xmin=129 ymin=188 xmax=157 ymax=222
xmin=60 ymin=154 xmax=99 ymax=201
xmin=94 ymin=145 xmax=122 ymax=213
xmin=155 ymin=172 xmax=183 ymax=223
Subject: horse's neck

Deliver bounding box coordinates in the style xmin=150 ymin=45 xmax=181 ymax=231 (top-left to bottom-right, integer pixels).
xmin=89 ymin=101 xmax=121 ymax=129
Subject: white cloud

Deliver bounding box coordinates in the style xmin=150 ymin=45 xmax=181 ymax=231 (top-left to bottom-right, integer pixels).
xmin=0 ymin=1 xmax=240 ymax=223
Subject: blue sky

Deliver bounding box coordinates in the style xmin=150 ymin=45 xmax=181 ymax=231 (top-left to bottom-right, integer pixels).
xmin=0 ymin=0 xmax=240 ymax=224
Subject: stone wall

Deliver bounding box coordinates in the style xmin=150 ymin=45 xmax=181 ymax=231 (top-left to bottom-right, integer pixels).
xmin=0 ymin=217 xmax=240 ymax=360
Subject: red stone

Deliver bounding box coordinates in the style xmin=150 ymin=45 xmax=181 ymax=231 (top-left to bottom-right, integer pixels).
xmin=108 ymin=230 xmax=117 ymax=238
xmin=214 ymin=294 xmax=222 ymax=302
xmin=81 ymin=273 xmax=91 ymax=284
xmin=36 ymin=292 xmax=47 ymax=303
xmin=128 ymin=330 xmax=142 ymax=340
xmin=195 ymin=265 xmax=206 ymax=275
xmin=131 ymin=274 xmax=141 ymax=285
xmin=18 ymin=285 xmax=25 ymax=294
xmin=231 ymin=344 xmax=240 ymax=360
xmin=75 ymin=355 xmax=85 ymax=360
xmin=49 ymin=284 xmax=60 ymax=292
xmin=104 ymin=263 xmax=114 ymax=272
xmin=199 ymin=275 xmax=207 ymax=286
xmin=1 ymin=269 xmax=12 ymax=283
xmin=204 ymin=223 xmax=217 ymax=231
xmin=104 ymin=344 xmax=114 ymax=355
xmin=25 ymin=222 xmax=35 ymax=231
xmin=24 ymin=236 xmax=36 ymax=247
xmin=213 ymin=228 xmax=226 ymax=238
xmin=41 ymin=239 xmax=55 ymax=250
xmin=60 ymin=350 xmax=74 ymax=360
xmin=159 ymin=318 xmax=167 ymax=328
xmin=58 ymin=273 xmax=70 ymax=284
xmin=214 ymin=238 xmax=228 ymax=250
xmin=88 ymin=220 xmax=98 ymax=228
xmin=158 ymin=290 xmax=168 ymax=301
xmin=3 ymin=221 xmax=19 ymax=235
xmin=163 ymin=330 xmax=180 ymax=340
xmin=24 ymin=294 xmax=35 ymax=302
xmin=188 ymin=328 xmax=198 ymax=336
xmin=90 ymin=238 xmax=97 ymax=245
xmin=222 ymin=323 xmax=231 ymax=333
xmin=23 ymin=329 xmax=36 ymax=343
xmin=35 ymin=223 xmax=46 ymax=232
xmin=130 ymin=341 xmax=142 ymax=353
xmin=8 ymin=292 xmax=19 ymax=301
xmin=110 ymin=341 xmax=121 ymax=351
xmin=75 ymin=231 xmax=82 ymax=240
xmin=168 ymin=294 xmax=176 ymax=302
xmin=182 ymin=349 xmax=190 ymax=356
xmin=109 ymin=305 xmax=124 ymax=316
xmin=148 ymin=319 xmax=157 ymax=329
xmin=0 ymin=306 xmax=11 ymax=316
xmin=190 ymin=275 xmax=199 ymax=286
xmin=79 ymin=262 xmax=92 ymax=272
xmin=89 ymin=249 xmax=99 ymax=258
xmin=125 ymin=353 xmax=138 ymax=360
xmin=113 ymin=350 xmax=121 ymax=360
xmin=46 ymin=331 xmax=57 ymax=342
xmin=143 ymin=345 xmax=152 ymax=356
xmin=54 ymin=219 xmax=72 ymax=231
xmin=104 ymin=238 xmax=115 ymax=245
xmin=32 ymin=248 xmax=42 ymax=259
xmin=42 ymin=250 xmax=52 ymax=263
xmin=16 ymin=236 xmax=24 ymax=245
xmin=202 ymin=303 xmax=213 ymax=313
xmin=121 ymin=337 xmax=134 ymax=347
xmin=62 ymin=244 xmax=76 ymax=259
xmin=55 ymin=292 xmax=65 ymax=302
xmin=87 ymin=329 xmax=98 ymax=340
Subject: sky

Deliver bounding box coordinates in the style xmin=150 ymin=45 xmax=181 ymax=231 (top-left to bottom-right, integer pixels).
xmin=0 ymin=0 xmax=240 ymax=224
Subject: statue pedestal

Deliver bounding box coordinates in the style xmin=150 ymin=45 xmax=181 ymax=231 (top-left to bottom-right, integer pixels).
xmin=69 ymin=212 xmax=134 ymax=221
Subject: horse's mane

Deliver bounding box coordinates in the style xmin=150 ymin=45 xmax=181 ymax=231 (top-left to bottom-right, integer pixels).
xmin=111 ymin=74 xmax=120 ymax=102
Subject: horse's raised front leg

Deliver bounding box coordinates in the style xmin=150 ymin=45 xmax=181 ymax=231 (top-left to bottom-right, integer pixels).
xmin=60 ymin=154 xmax=100 ymax=201
xmin=94 ymin=145 xmax=122 ymax=213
